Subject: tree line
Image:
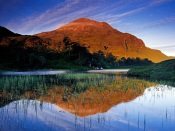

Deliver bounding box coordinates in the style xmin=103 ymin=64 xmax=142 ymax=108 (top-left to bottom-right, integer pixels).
xmin=0 ymin=37 xmax=153 ymax=70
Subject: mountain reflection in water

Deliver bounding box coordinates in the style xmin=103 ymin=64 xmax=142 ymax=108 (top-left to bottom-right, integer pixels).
xmin=37 ymin=86 xmax=146 ymax=117
xmin=1 ymin=85 xmax=175 ymax=131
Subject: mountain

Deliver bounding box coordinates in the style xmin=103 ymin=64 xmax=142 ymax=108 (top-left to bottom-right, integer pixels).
xmin=37 ymin=18 xmax=169 ymax=63
xmin=0 ymin=18 xmax=171 ymax=63
xmin=1 ymin=25 xmax=153 ymax=70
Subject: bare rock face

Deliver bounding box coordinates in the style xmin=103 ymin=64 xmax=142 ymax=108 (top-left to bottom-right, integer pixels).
xmin=37 ymin=18 xmax=169 ymax=63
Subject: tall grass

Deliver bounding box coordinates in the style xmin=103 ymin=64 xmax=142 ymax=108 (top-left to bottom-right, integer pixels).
xmin=0 ymin=73 xmax=115 ymax=98
xmin=0 ymin=73 xmax=155 ymax=107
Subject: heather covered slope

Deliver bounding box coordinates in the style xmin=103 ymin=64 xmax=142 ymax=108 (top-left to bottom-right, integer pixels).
xmin=37 ymin=18 xmax=169 ymax=63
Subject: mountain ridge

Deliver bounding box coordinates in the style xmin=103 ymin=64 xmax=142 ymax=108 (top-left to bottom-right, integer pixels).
xmin=0 ymin=18 xmax=171 ymax=63
xmin=0 ymin=26 xmax=20 ymax=38
xmin=37 ymin=18 xmax=169 ymax=63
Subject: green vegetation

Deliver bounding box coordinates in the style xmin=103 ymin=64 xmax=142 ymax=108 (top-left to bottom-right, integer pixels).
xmin=0 ymin=73 xmax=155 ymax=106
xmin=0 ymin=73 xmax=115 ymax=98
xmin=128 ymin=59 xmax=175 ymax=85
xmin=0 ymin=37 xmax=152 ymax=70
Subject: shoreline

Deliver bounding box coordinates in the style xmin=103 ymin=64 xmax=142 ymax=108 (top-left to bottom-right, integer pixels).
xmin=0 ymin=69 xmax=130 ymax=76
xmin=87 ymin=69 xmax=129 ymax=74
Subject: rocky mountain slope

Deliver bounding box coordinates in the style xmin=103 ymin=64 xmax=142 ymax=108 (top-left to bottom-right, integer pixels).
xmin=0 ymin=18 xmax=170 ymax=63
xmin=37 ymin=18 xmax=169 ymax=63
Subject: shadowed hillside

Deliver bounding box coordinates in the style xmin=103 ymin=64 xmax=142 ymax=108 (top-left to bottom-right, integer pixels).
xmin=0 ymin=26 xmax=20 ymax=38
xmin=128 ymin=59 xmax=175 ymax=83
xmin=0 ymin=33 xmax=153 ymax=70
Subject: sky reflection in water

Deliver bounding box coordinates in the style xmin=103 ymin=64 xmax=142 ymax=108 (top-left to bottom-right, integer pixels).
xmin=0 ymin=85 xmax=175 ymax=131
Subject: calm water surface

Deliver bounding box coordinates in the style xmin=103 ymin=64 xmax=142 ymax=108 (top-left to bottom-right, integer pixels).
xmin=0 ymin=69 xmax=129 ymax=76
xmin=0 ymin=85 xmax=175 ymax=131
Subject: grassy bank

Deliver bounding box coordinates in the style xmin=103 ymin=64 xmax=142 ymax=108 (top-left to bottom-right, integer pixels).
xmin=128 ymin=59 xmax=175 ymax=85
xmin=0 ymin=73 xmax=114 ymax=94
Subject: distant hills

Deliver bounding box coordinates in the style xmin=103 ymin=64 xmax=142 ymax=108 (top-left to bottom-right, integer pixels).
xmin=0 ymin=26 xmax=20 ymax=38
xmin=0 ymin=26 xmax=50 ymax=48
xmin=0 ymin=18 xmax=172 ymax=66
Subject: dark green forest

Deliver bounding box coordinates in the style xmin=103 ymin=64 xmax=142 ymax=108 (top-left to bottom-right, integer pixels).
xmin=0 ymin=37 xmax=153 ymax=70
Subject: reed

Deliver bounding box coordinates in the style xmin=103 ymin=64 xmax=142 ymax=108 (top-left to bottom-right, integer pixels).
xmin=0 ymin=73 xmax=155 ymax=106
xmin=0 ymin=73 xmax=114 ymax=98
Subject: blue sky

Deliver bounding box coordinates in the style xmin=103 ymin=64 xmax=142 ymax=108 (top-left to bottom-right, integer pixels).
xmin=0 ymin=0 xmax=175 ymax=56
